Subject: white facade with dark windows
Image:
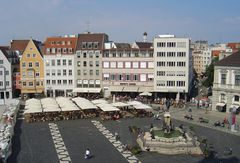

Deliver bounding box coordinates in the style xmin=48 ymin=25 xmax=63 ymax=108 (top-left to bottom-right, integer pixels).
xmin=212 ymin=51 xmax=240 ymax=112
xmin=153 ymin=35 xmax=193 ymax=98
xmin=0 ymin=47 xmax=13 ymax=104
xmin=43 ymin=36 xmax=77 ymax=97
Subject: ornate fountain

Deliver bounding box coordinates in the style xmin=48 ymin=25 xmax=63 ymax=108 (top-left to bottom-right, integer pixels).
xmin=137 ymin=112 xmax=203 ymax=155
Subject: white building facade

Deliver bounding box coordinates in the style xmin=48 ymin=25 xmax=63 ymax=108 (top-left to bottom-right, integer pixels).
xmin=212 ymin=52 xmax=240 ymax=112
xmin=153 ymin=35 xmax=193 ymax=98
xmin=43 ymin=36 xmax=77 ymax=97
xmin=0 ymin=47 xmax=13 ymax=104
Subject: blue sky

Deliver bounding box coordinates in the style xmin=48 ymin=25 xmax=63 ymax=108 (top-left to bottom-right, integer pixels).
xmin=0 ymin=0 xmax=240 ymax=45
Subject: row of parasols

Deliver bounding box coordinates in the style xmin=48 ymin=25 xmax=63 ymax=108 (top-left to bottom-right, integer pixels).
xmin=24 ymin=97 xmax=153 ymax=122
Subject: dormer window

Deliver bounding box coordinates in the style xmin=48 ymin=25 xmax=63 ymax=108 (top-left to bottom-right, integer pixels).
xmin=67 ymin=41 xmax=71 ymax=45
xmin=88 ymin=42 xmax=92 ymax=49
xmin=94 ymin=42 xmax=99 ymax=49
xmin=51 ymin=48 xmax=55 ymax=54
xmin=62 ymin=41 xmax=65 ymax=45
xmin=57 ymin=48 xmax=61 ymax=53
xmin=51 ymin=41 xmax=55 ymax=45
xmin=69 ymin=48 xmax=73 ymax=53
xmin=63 ymin=48 xmax=67 ymax=53
xmin=46 ymin=48 xmax=50 ymax=54
xmin=82 ymin=42 xmax=87 ymax=49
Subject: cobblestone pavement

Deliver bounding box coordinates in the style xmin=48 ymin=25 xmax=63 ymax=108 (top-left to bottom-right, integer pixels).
xmin=168 ymin=105 xmax=240 ymax=137
xmin=92 ymin=120 xmax=141 ymax=163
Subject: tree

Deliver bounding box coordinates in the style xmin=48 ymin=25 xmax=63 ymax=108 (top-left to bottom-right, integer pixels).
xmin=203 ymin=57 xmax=219 ymax=87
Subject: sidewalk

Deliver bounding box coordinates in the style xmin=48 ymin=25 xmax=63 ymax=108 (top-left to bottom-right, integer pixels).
xmin=169 ymin=105 xmax=240 ymax=137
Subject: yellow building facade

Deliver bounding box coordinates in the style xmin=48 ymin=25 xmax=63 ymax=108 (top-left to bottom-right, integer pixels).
xmin=20 ymin=39 xmax=44 ymax=95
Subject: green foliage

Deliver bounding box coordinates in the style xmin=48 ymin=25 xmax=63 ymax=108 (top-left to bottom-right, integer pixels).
xmin=130 ymin=145 xmax=142 ymax=155
xmin=153 ymin=130 xmax=182 ymax=138
xmin=203 ymin=57 xmax=219 ymax=87
xmin=189 ymin=125 xmax=195 ymax=131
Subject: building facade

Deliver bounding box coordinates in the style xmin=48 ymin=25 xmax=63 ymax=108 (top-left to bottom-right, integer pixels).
xmin=74 ymin=33 xmax=109 ymax=95
xmin=102 ymin=41 xmax=154 ymax=97
xmin=9 ymin=40 xmax=29 ymax=97
xmin=43 ymin=36 xmax=77 ymax=97
xmin=212 ymin=51 xmax=240 ymax=112
xmin=20 ymin=39 xmax=44 ymax=97
xmin=153 ymin=35 xmax=193 ymax=98
xmin=0 ymin=47 xmax=12 ymax=104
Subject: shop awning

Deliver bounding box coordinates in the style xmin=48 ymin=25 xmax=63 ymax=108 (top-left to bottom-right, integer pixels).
xmin=72 ymin=88 xmax=101 ymax=93
xmin=97 ymin=103 xmax=120 ymax=112
xmin=216 ymin=103 xmax=226 ymax=107
xmin=109 ymin=86 xmax=124 ymax=92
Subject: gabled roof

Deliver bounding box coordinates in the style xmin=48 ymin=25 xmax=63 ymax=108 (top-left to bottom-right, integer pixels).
xmin=10 ymin=40 xmax=29 ymax=51
xmin=215 ymin=51 xmax=240 ymax=67
xmin=114 ymin=43 xmax=131 ymax=49
xmin=135 ymin=42 xmax=153 ymax=49
xmin=0 ymin=46 xmax=9 ymax=58
xmin=76 ymin=33 xmax=109 ymax=50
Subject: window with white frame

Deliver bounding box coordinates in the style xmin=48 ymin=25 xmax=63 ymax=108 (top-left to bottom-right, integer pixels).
xmin=77 ymin=61 xmax=81 ymax=67
xmin=35 ymin=62 xmax=39 ymax=67
xmin=57 ymin=70 xmax=61 ymax=76
xmin=95 ymin=61 xmax=99 ymax=67
xmin=63 ymin=69 xmax=67 ymax=76
xmin=28 ymin=71 xmax=34 ymax=77
xmin=157 ymin=71 xmax=165 ymax=76
xmin=46 ymin=70 xmax=50 ymax=76
xmin=68 ymin=60 xmax=72 ymax=66
xmin=157 ymin=80 xmax=165 ymax=86
xmin=133 ymin=74 xmax=139 ymax=81
xmin=28 ymin=62 xmax=33 ymax=67
xmin=221 ymin=74 xmax=226 ymax=85
xmin=35 ymin=72 xmax=40 ymax=77
xmin=140 ymin=74 xmax=146 ymax=81
xmin=132 ymin=62 xmax=138 ymax=68
xmin=235 ymin=75 xmax=240 ymax=86
xmin=110 ymin=62 xmax=116 ymax=68
xmin=167 ymin=81 xmax=175 ymax=86
xmin=103 ymin=62 xmax=109 ymax=68
xmin=220 ymin=93 xmax=226 ymax=102
xmin=148 ymin=62 xmax=154 ymax=68
xmin=125 ymin=74 xmax=131 ymax=81
xmin=62 ymin=59 xmax=66 ymax=66
xmin=167 ymin=62 xmax=175 ymax=67
xmin=52 ymin=70 xmax=56 ymax=76
xmin=177 ymin=81 xmax=185 ymax=87
xmin=57 ymin=59 xmax=61 ymax=66
xmin=157 ymin=42 xmax=166 ymax=47
xmin=157 ymin=52 xmax=165 ymax=57
xmin=118 ymin=62 xmax=123 ymax=68
xmin=69 ymin=70 xmax=72 ymax=76
xmin=103 ymin=74 xmax=109 ymax=80
xmin=51 ymin=60 xmax=55 ymax=66
xmin=28 ymin=82 xmax=34 ymax=86
xmin=125 ymin=62 xmax=131 ymax=68
xmin=140 ymin=62 xmax=146 ymax=68
xmin=148 ymin=74 xmax=154 ymax=81
xmin=234 ymin=95 xmax=239 ymax=102
xmin=157 ymin=62 xmax=165 ymax=67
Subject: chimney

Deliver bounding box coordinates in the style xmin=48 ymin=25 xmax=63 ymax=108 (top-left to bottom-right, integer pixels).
xmin=143 ymin=32 xmax=147 ymax=42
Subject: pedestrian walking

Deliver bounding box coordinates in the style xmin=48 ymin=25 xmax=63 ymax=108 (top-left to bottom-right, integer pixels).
xmin=84 ymin=148 xmax=91 ymax=159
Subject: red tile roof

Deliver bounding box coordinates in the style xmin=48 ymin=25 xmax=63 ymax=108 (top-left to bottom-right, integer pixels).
xmin=43 ymin=36 xmax=78 ymax=54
